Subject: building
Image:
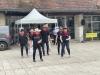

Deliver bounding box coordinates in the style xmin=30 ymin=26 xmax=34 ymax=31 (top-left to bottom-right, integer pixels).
xmin=0 ymin=0 xmax=100 ymax=41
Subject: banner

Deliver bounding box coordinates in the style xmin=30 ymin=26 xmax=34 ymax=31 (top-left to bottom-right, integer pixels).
xmin=86 ymin=33 xmax=97 ymax=38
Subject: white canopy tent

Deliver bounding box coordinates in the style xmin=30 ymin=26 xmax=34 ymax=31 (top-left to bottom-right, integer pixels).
xmin=15 ymin=8 xmax=57 ymax=26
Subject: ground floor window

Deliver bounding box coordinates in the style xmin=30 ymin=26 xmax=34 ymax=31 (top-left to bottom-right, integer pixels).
xmin=84 ymin=15 xmax=100 ymax=40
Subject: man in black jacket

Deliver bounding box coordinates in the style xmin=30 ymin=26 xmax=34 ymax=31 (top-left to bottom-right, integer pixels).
xmin=19 ymin=29 xmax=28 ymax=58
xmin=40 ymin=24 xmax=50 ymax=56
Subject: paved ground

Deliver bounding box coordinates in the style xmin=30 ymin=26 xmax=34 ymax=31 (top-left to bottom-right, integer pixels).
xmin=0 ymin=41 xmax=100 ymax=75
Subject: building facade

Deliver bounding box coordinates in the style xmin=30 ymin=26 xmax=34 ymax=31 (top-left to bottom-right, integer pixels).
xmin=0 ymin=0 xmax=100 ymax=41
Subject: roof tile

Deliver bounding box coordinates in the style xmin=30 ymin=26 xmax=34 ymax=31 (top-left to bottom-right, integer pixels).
xmin=0 ymin=0 xmax=95 ymax=9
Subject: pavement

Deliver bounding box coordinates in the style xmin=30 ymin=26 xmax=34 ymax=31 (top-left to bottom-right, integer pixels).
xmin=0 ymin=41 xmax=100 ymax=75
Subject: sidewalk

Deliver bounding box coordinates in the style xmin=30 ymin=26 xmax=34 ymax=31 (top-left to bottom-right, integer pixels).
xmin=0 ymin=41 xmax=100 ymax=75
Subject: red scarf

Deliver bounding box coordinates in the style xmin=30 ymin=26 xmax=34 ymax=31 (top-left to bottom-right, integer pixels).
xmin=64 ymin=31 xmax=68 ymax=35
xmin=59 ymin=30 xmax=62 ymax=34
xmin=42 ymin=29 xmax=47 ymax=32
xmin=35 ymin=33 xmax=39 ymax=36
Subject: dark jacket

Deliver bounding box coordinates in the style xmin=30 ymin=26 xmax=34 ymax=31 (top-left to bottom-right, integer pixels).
xmin=19 ymin=34 xmax=28 ymax=45
xmin=32 ymin=35 xmax=42 ymax=47
xmin=40 ymin=30 xmax=50 ymax=42
xmin=61 ymin=32 xmax=70 ymax=43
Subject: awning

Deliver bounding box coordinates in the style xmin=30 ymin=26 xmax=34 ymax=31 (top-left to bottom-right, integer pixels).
xmin=15 ymin=8 xmax=57 ymax=24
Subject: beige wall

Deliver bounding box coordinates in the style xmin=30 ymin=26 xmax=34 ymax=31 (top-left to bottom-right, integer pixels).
xmin=0 ymin=12 xmax=5 ymax=26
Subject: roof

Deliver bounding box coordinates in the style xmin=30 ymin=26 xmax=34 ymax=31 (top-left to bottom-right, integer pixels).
xmin=0 ymin=0 xmax=18 ymax=8
xmin=37 ymin=0 xmax=95 ymax=9
xmin=0 ymin=0 xmax=95 ymax=9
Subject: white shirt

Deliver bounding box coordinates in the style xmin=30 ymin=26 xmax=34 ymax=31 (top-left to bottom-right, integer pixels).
xmin=53 ymin=29 xmax=59 ymax=35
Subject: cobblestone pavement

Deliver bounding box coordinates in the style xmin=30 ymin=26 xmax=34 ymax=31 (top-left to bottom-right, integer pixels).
xmin=0 ymin=41 xmax=100 ymax=75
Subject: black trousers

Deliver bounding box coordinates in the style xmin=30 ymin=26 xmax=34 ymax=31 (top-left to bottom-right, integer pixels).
xmin=42 ymin=41 xmax=49 ymax=54
xmin=20 ymin=44 xmax=28 ymax=56
xmin=61 ymin=42 xmax=70 ymax=57
xmin=53 ymin=35 xmax=56 ymax=45
xmin=33 ymin=45 xmax=42 ymax=60
xmin=57 ymin=41 xmax=61 ymax=54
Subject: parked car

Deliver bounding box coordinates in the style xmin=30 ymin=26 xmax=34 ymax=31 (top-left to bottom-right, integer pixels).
xmin=0 ymin=26 xmax=11 ymax=50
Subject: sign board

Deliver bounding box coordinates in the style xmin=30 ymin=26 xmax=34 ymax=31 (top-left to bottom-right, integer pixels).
xmin=86 ymin=33 xmax=97 ymax=38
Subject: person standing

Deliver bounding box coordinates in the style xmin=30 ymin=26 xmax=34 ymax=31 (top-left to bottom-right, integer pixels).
xmin=60 ymin=27 xmax=71 ymax=58
xmin=40 ymin=24 xmax=50 ymax=56
xmin=53 ymin=27 xmax=59 ymax=45
xmin=32 ymin=28 xmax=43 ymax=62
xmin=28 ymin=29 xmax=35 ymax=54
xmin=19 ymin=29 xmax=28 ymax=58
xmin=56 ymin=27 xmax=63 ymax=55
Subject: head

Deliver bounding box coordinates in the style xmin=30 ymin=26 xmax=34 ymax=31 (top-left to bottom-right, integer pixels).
xmin=34 ymin=28 xmax=41 ymax=35
xmin=20 ymin=29 xmax=25 ymax=35
xmin=43 ymin=24 xmax=48 ymax=31
xmin=63 ymin=28 xmax=68 ymax=32
xmin=42 ymin=27 xmax=47 ymax=31
xmin=30 ymin=29 xmax=34 ymax=35
xmin=59 ymin=27 xmax=63 ymax=32
xmin=35 ymin=31 xmax=39 ymax=35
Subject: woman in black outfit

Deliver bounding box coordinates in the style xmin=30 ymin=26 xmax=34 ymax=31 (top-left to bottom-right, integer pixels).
xmin=60 ymin=27 xmax=71 ymax=58
xmin=32 ymin=28 xmax=43 ymax=62
xmin=56 ymin=27 xmax=63 ymax=55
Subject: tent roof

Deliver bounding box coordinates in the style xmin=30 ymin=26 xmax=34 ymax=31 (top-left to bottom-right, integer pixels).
xmin=15 ymin=8 xmax=57 ymax=24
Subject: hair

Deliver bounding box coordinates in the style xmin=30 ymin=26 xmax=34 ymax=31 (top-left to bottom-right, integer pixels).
xmin=63 ymin=28 xmax=69 ymax=31
xmin=21 ymin=29 xmax=24 ymax=32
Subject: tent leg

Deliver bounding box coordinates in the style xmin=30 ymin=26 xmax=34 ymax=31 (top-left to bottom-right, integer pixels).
xmin=29 ymin=24 xmax=30 ymax=29
xmin=21 ymin=23 xmax=22 ymax=28
xmin=17 ymin=24 xmax=19 ymax=42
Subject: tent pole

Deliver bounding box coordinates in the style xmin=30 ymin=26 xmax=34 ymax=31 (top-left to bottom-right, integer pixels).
xmin=29 ymin=24 xmax=30 ymax=29
xmin=55 ymin=23 xmax=56 ymax=27
xmin=17 ymin=24 xmax=19 ymax=42
xmin=21 ymin=23 xmax=22 ymax=28
xmin=56 ymin=22 xmax=58 ymax=27
xmin=55 ymin=16 xmax=57 ymax=27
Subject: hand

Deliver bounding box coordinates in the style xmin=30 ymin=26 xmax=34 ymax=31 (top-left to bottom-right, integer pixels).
xmin=38 ymin=41 xmax=41 ymax=44
xmin=18 ymin=43 xmax=20 ymax=46
xmin=56 ymin=40 xmax=57 ymax=44
xmin=66 ymin=39 xmax=69 ymax=41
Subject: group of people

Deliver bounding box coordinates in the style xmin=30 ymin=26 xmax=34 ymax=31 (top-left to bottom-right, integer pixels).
xmin=18 ymin=24 xmax=71 ymax=62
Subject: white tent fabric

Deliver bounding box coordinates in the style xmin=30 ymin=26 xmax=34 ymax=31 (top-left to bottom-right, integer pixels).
xmin=15 ymin=8 xmax=57 ymax=24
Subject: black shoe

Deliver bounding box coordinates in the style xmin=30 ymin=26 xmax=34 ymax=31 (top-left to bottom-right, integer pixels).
xmin=40 ymin=58 xmax=43 ymax=61
xmin=69 ymin=54 xmax=70 ymax=58
xmin=47 ymin=53 xmax=50 ymax=55
xmin=58 ymin=53 xmax=60 ymax=55
xmin=21 ymin=55 xmax=23 ymax=58
xmin=33 ymin=59 xmax=36 ymax=62
xmin=43 ymin=54 xmax=45 ymax=56
xmin=61 ymin=56 xmax=64 ymax=58
xmin=63 ymin=52 xmax=65 ymax=54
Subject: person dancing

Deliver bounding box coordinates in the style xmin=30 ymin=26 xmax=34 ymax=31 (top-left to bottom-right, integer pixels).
xmin=32 ymin=28 xmax=43 ymax=62
xmin=60 ymin=27 xmax=71 ymax=58
xmin=56 ymin=27 xmax=63 ymax=55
